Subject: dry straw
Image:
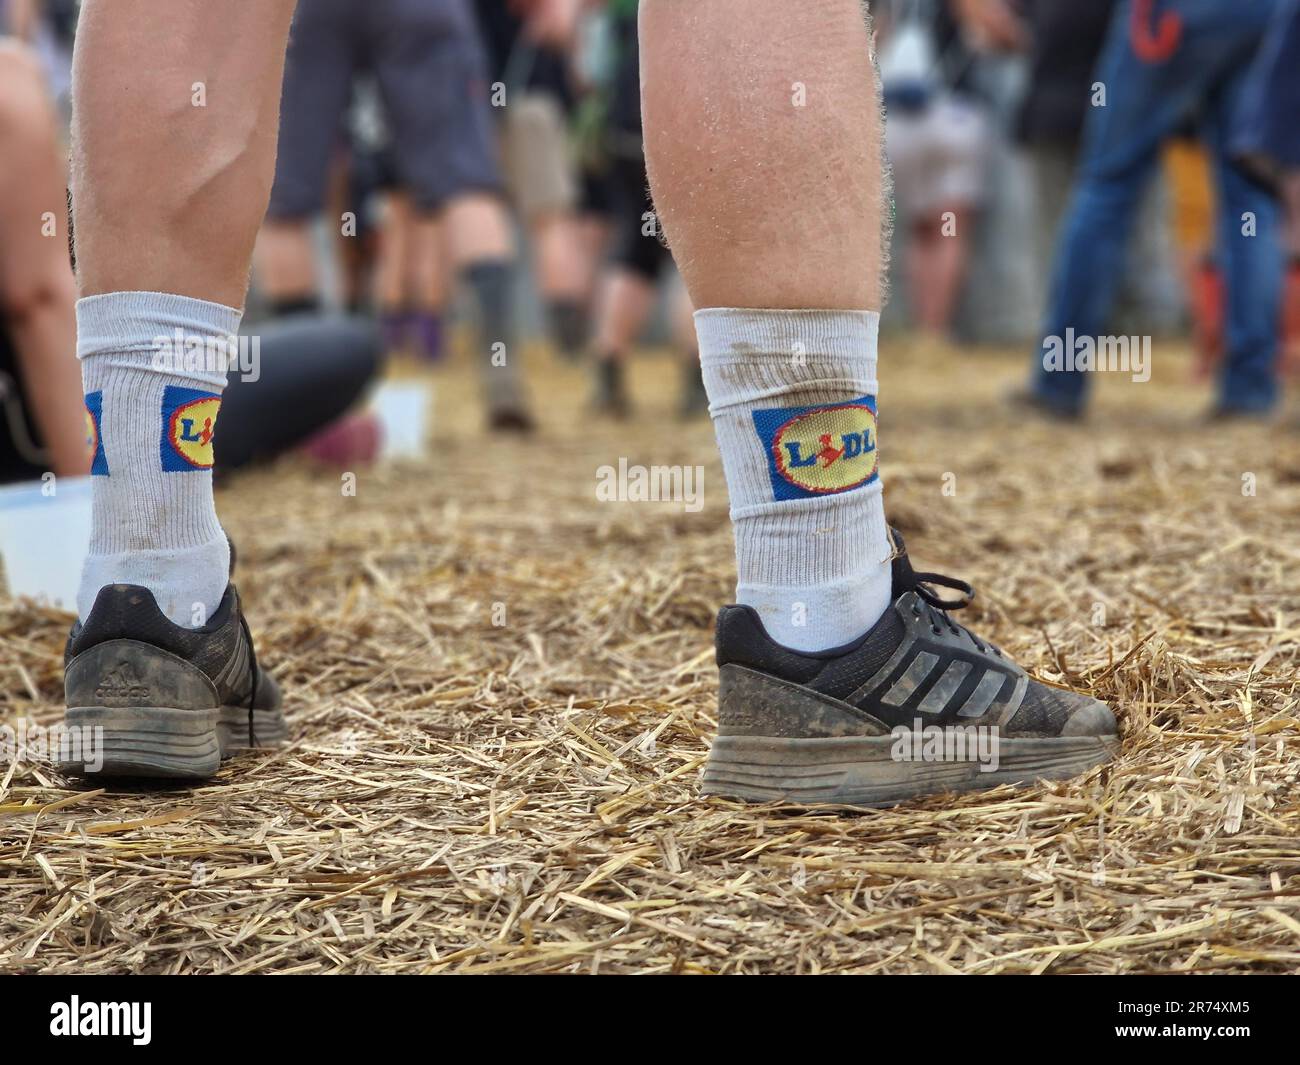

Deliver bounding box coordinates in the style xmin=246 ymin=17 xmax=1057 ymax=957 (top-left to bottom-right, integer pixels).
xmin=1 ymin=342 xmax=1297 ymax=973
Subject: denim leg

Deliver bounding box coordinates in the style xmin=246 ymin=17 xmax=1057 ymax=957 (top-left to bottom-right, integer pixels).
xmin=1029 ymin=0 xmax=1276 ymax=410
xmin=1206 ymin=75 xmax=1284 ymax=412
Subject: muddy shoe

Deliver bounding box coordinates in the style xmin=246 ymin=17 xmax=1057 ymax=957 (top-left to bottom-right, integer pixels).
xmin=61 ymin=583 xmax=284 ymax=780
xmin=677 ymin=358 xmax=710 ymax=420
xmin=590 ymin=359 xmax=632 ymax=420
xmin=487 ymin=405 xmax=538 ymax=434
xmin=702 ymin=531 xmax=1118 ymax=807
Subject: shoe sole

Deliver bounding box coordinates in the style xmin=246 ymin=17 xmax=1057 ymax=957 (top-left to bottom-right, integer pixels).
xmin=59 ymin=704 xmax=287 ymax=780
xmin=702 ymin=733 xmax=1118 ymax=808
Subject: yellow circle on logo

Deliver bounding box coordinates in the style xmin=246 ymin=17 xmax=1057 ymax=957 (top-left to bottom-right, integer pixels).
xmin=168 ymin=397 xmax=221 ymax=469
xmin=84 ymin=406 xmax=98 ymax=455
xmin=772 ymin=403 xmax=878 ymax=494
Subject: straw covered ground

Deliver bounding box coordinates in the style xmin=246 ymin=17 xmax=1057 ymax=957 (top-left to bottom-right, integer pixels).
xmin=2 ymin=338 xmax=1299 ymax=974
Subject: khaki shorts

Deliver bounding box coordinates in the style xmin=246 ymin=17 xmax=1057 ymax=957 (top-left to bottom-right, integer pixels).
xmin=501 ymin=92 xmax=578 ymax=219
xmin=886 ymin=95 xmax=988 ymax=219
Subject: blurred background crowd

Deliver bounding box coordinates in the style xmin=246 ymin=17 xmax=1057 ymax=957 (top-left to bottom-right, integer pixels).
xmin=1 ymin=0 xmax=1299 ymax=489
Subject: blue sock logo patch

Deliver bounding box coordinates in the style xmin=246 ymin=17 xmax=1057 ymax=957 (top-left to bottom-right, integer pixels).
xmin=752 ymin=396 xmax=878 ymax=501
xmin=85 ymin=391 xmax=108 ymax=476
xmin=161 ymin=385 xmax=221 ymax=472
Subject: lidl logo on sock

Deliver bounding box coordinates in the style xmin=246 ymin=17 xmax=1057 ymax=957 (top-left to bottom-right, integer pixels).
xmin=160 ymin=385 xmax=220 ymax=471
xmin=752 ymin=396 xmax=878 ymax=500
xmin=84 ymin=391 xmax=108 ymax=476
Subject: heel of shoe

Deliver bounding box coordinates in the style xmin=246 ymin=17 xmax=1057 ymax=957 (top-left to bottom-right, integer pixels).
xmin=64 ymin=630 xmax=223 ymax=780
xmin=61 ymin=705 xmax=221 ymax=778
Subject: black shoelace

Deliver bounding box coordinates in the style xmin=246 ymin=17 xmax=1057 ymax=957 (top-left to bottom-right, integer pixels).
xmin=240 ymin=613 xmax=261 ymax=748
xmin=892 ymin=537 xmax=1000 ymax=658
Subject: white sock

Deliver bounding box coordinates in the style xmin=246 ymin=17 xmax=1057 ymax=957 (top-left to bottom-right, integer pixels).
xmin=77 ymin=292 xmax=238 ymax=628
xmin=696 ymin=308 xmax=891 ymax=652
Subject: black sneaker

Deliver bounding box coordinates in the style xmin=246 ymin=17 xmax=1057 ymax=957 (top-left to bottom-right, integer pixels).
xmin=590 ymin=358 xmax=632 ymax=420
xmin=1204 ymin=403 xmax=1277 ymax=425
xmin=487 ymin=405 xmax=538 ymax=434
xmin=60 ymin=583 xmax=284 ymax=779
xmin=702 ymin=531 xmax=1118 ymax=807
xmin=1005 ymin=386 xmax=1084 ymax=422
xmin=677 ymin=357 xmax=710 ymax=420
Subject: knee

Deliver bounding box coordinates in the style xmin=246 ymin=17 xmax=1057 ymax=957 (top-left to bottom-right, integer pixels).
xmin=0 ymin=41 xmax=54 ymax=142
xmin=0 ymin=269 xmax=75 ymax=326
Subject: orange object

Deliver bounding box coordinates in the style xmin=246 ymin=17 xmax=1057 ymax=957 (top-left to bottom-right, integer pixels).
xmin=1283 ymin=260 xmax=1300 ymax=377
xmin=1190 ymin=256 xmax=1225 ymax=377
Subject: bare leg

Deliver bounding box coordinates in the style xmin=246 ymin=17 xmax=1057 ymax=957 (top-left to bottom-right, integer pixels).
xmin=641 ymin=1 xmax=1118 ymax=806
xmin=374 ymin=194 xmax=413 ymax=314
xmin=444 ymin=193 xmax=531 ymax=425
xmin=407 ymin=216 xmax=449 ymax=316
xmin=73 ymin=0 xmax=299 ymax=307
xmin=592 ymin=271 xmax=657 ymax=361
xmin=641 ymin=0 xmax=885 ymax=312
xmin=669 ymin=278 xmax=699 ymax=361
xmin=62 ymin=0 xmax=298 ymax=779
xmin=70 ymin=0 xmax=296 ymax=617
xmin=374 ymin=193 xmax=447 ymax=359
xmin=907 ymin=205 xmax=972 ymax=336
xmin=253 ymin=221 xmax=318 ymax=307
xmin=587 ymin=267 xmax=655 ymax=419
xmin=641 ymin=0 xmax=889 ymax=653
xmin=533 ymin=212 xmax=592 ymax=355
xmin=0 ymin=42 xmax=85 ymax=475
xmin=532 ymin=213 xmax=589 ymax=304
xmin=444 ymin=192 xmax=515 ymax=265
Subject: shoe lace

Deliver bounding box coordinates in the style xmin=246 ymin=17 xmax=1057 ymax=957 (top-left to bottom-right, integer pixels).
xmin=240 ymin=612 xmax=261 ymax=748
xmin=892 ymin=533 xmax=1000 ymax=658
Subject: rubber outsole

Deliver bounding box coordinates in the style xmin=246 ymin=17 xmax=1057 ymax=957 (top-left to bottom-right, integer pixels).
xmin=60 ymin=703 xmax=287 ymax=780
xmin=701 ymin=732 xmax=1119 ymax=807
xmin=218 ymin=704 xmax=290 ymax=751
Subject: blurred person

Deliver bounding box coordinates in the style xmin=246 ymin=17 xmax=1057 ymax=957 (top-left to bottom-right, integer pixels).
xmin=1232 ymin=0 xmax=1300 ymax=377
xmin=1009 ymin=0 xmax=1113 ymax=290
xmin=475 ymin=0 xmax=593 ymax=358
xmin=938 ymin=0 xmax=1182 ymax=345
xmin=879 ymin=0 xmax=989 ymax=339
xmin=305 ymin=80 xmax=453 ymax=364
xmin=1010 ymin=0 xmax=1179 ymax=338
xmin=254 ymin=0 xmax=535 ymax=431
xmin=333 ymin=80 xmax=453 ymax=361
xmin=0 ymin=39 xmax=85 ymax=484
xmin=372 ymin=193 xmax=451 ymax=361
xmin=1020 ymin=0 xmax=1284 ymax=420
xmin=327 ymin=82 xmax=397 ymax=321
xmin=216 ymin=315 xmax=386 ymax=473
xmin=586 ymin=0 xmax=703 ymax=420
xmin=64 ymin=0 xmax=1116 ymax=803
xmin=1 ymin=0 xmax=77 ymax=117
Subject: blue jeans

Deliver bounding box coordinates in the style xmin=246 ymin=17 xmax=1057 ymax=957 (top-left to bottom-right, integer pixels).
xmin=1031 ymin=0 xmax=1283 ymax=413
